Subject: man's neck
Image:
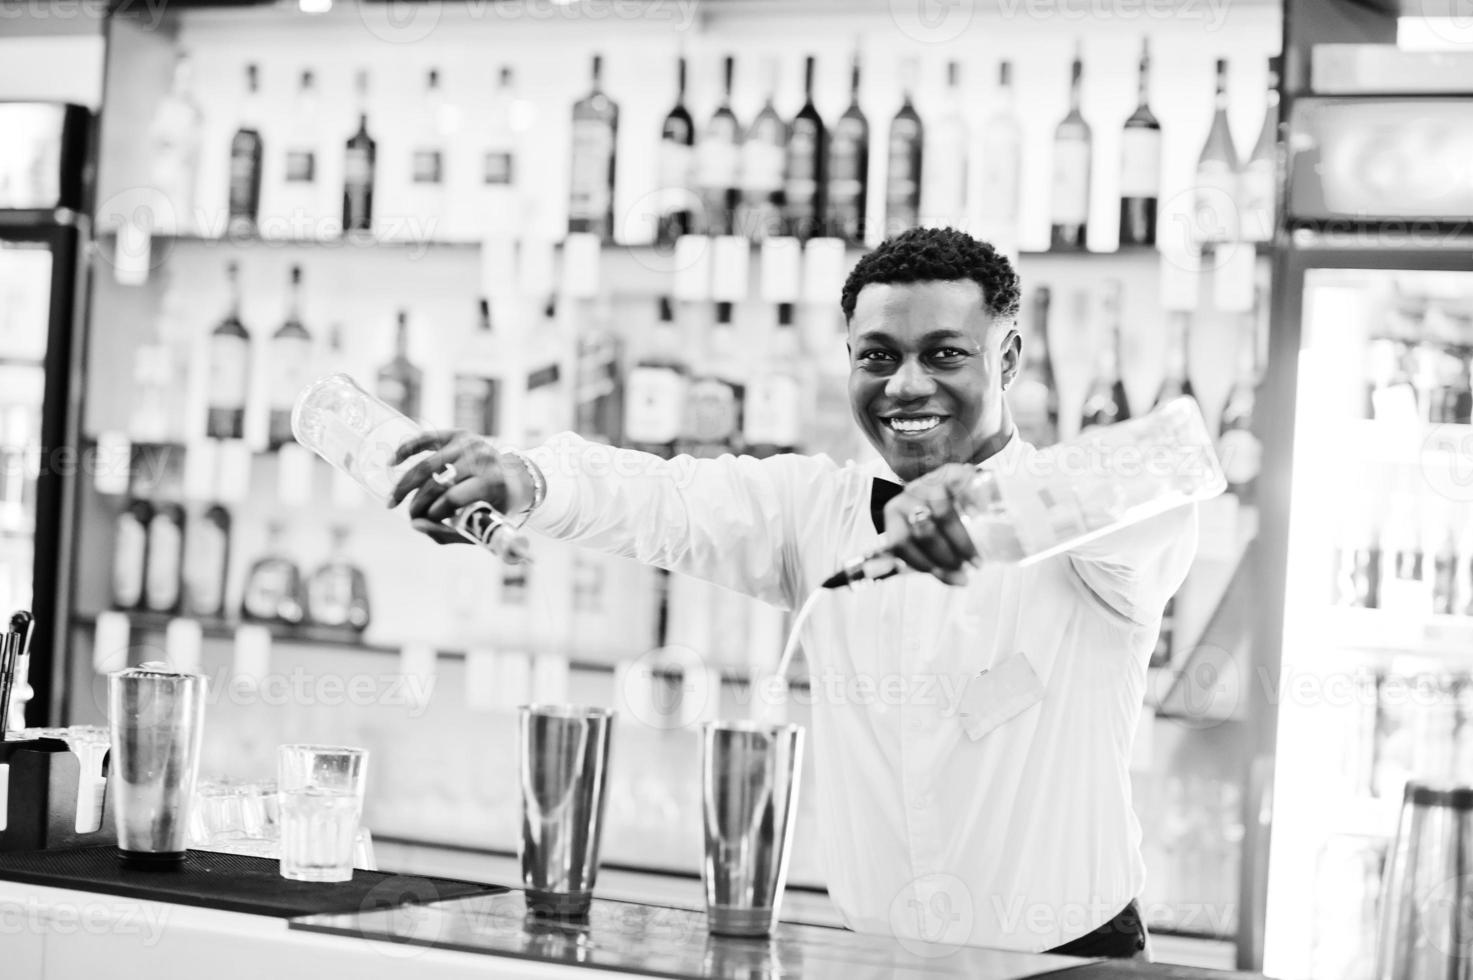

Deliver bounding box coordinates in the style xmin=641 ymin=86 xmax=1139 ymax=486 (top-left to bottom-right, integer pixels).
xmin=967 ymin=426 xmax=1016 ymax=467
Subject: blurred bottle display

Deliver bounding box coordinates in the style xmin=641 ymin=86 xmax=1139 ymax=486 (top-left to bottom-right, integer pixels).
xmin=1378 ymin=484 xmax=1428 ymax=616
xmin=1194 ymin=59 xmax=1239 ymax=245
xmin=182 ymin=503 xmax=231 ymax=619
xmin=111 ymin=498 xmax=151 ymax=611
xmin=921 ymin=60 xmax=967 ymax=231
xmin=306 ymin=525 xmax=371 ymax=631
xmin=624 ymin=297 xmax=689 ymax=459
xmin=241 ymin=521 xmax=305 ymax=625
xmin=410 ymin=68 xmax=450 ymax=221
xmin=574 ymin=298 xmax=624 ymax=446
xmin=268 ymin=264 xmax=312 ymax=450
xmin=1149 ymin=312 xmax=1194 ymax=668
xmin=143 ymin=500 xmax=185 ymax=615
xmin=744 ymin=303 xmax=803 ymax=458
xmin=1333 ymin=494 xmax=1380 ymax=609
xmin=884 ymin=57 xmax=923 ymax=237
xmin=479 ymin=67 xmax=529 ymax=227
xmin=227 ymin=63 xmax=264 ymax=236
xmin=206 ymin=261 xmax=251 ymax=441
xmin=1219 ymin=314 xmax=1262 ymax=501
xmin=679 ymin=304 xmax=745 ymax=458
xmin=784 ymin=55 xmax=826 ymax=242
xmin=826 ymin=53 xmax=869 ymax=247
xmin=978 ymin=61 xmax=1022 ymax=244
xmin=1011 ymin=285 xmax=1059 ymax=448
xmin=739 ymin=58 xmax=787 ymax=243
xmin=148 ymin=53 xmax=203 ymax=235
xmin=452 ymin=298 xmax=502 ymax=438
xmin=377 ymin=310 xmax=422 ymax=420
xmin=569 ymin=54 xmax=618 ymax=242
xmin=1050 ymin=46 xmax=1091 ymax=252
xmin=1118 ymin=38 xmax=1160 ymax=248
xmin=656 ymin=58 xmax=695 ymax=247
xmin=342 ymin=70 xmax=376 ymax=234
xmin=1079 ymin=281 xmax=1130 ymax=429
xmin=277 ymin=70 xmax=321 ymax=231
xmin=698 ymin=56 xmax=741 ymax=238
xmin=1309 ymin=835 xmax=1384 ymax=980
xmin=522 ymin=300 xmax=567 ymax=448
xmin=1240 ymin=57 xmax=1280 ymax=244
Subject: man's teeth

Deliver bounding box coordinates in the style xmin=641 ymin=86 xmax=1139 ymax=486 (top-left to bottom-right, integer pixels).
xmin=887 ymin=416 xmax=942 ymax=433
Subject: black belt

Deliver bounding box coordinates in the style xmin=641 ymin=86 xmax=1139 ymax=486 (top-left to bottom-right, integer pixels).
xmin=1045 ymin=899 xmax=1148 ymax=959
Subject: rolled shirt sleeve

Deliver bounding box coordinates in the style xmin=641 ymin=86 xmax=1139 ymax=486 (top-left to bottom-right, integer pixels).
xmin=1066 ymin=501 xmax=1199 ymax=626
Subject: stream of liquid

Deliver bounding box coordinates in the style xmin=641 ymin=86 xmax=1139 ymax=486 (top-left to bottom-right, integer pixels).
xmin=750 ymin=587 xmax=825 ymax=723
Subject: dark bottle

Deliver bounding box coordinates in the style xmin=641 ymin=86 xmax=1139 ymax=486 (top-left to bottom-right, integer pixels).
xmin=1049 ymin=46 xmax=1092 ymax=252
xmin=784 ymin=55 xmax=827 ymax=241
xmin=1011 ymin=286 xmax=1059 ymax=447
xmin=743 ymin=303 xmax=803 ymax=458
xmin=144 ymin=501 xmax=186 ymax=615
xmin=111 ymin=498 xmax=152 ymax=611
xmin=826 ymin=53 xmax=869 ymax=246
xmin=574 ymin=298 xmax=624 ymax=445
xmin=227 ymin=63 xmax=264 ymax=236
xmin=306 ymin=525 xmax=371 ymax=631
xmin=206 ymin=261 xmax=250 ymax=440
xmin=342 ymin=70 xmax=376 ymax=234
xmin=1195 ymin=59 xmax=1240 ymax=244
xmin=452 ymin=298 xmax=502 ymax=437
xmin=624 ymin=297 xmax=689 ymax=459
xmin=377 ymin=310 xmax=423 ymax=419
xmin=885 ymin=57 xmax=924 ymax=236
xmin=1149 ymin=312 xmax=1195 ymax=668
xmin=698 ymin=56 xmax=741 ymax=237
xmin=569 ymin=54 xmax=619 ymax=242
xmin=1080 ymin=281 xmax=1130 ymax=430
xmin=268 ymin=265 xmax=313 ymax=450
xmin=241 ymin=522 xmax=304 ymax=625
xmin=739 ymin=58 xmax=787 ymax=243
xmin=1119 ymin=38 xmax=1161 ymax=247
xmin=656 ymin=57 xmax=695 ymax=247
xmin=183 ymin=503 xmax=231 ymax=619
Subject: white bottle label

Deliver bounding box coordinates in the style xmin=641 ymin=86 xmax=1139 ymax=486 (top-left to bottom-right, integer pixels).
xmin=145 ymin=512 xmax=182 ymax=611
xmin=625 ymin=367 xmax=686 ymax=443
xmin=284 ymin=149 xmax=316 ymax=184
xmin=344 ymin=147 xmax=371 ymax=185
xmin=1239 ymin=160 xmax=1275 ymax=242
xmin=208 ymin=335 xmax=249 ymax=410
xmin=184 ymin=517 xmax=227 ymax=616
xmin=269 ymin=335 xmax=313 ymax=412
xmin=483 ymin=150 xmax=515 ymax=186
xmin=698 ymin=140 xmax=739 ymax=190
xmin=740 ymin=141 xmax=784 ymax=193
xmin=744 ymin=375 xmax=801 ymax=447
xmin=978 ymin=130 xmax=1021 ymax=221
xmin=1119 ymin=129 xmax=1161 ymax=198
xmin=1050 ymin=137 xmax=1091 ymax=224
xmin=1193 ymin=162 xmax=1239 ymax=242
xmin=658 ymin=141 xmax=693 ymax=191
xmin=112 ymin=514 xmax=147 ymax=608
xmin=569 ymin=120 xmax=614 ymax=219
xmin=412 ymin=148 xmax=443 ymax=185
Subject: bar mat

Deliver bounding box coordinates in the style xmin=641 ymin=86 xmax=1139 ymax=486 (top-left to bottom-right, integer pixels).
xmin=0 ymin=845 xmax=505 ymax=918
xmin=1025 ymin=962 xmax=1266 ymax=979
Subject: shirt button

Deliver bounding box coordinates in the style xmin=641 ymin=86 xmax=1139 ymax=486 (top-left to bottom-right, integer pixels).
xmin=912 ymin=793 xmax=934 ymax=810
xmin=907 ymin=718 xmax=923 ymax=733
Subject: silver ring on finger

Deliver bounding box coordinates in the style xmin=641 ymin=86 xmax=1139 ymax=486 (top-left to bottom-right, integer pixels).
xmin=906 ymin=506 xmax=935 ymax=531
xmin=432 ymin=463 xmax=459 ymax=487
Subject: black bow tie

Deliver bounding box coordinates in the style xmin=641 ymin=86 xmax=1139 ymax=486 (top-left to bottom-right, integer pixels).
xmin=870 ymin=477 xmax=904 ymax=532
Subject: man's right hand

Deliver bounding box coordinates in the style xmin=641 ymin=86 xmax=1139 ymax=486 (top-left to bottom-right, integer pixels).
xmin=388 ymin=430 xmax=536 ymax=545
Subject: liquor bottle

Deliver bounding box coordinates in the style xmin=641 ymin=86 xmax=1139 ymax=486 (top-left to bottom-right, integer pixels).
xmin=1333 ymin=506 xmax=1380 ymax=609
xmin=656 ymin=57 xmax=696 ymax=247
xmin=453 ymin=298 xmax=502 ymax=437
xmin=1219 ymin=316 xmax=1262 ymax=501
xmin=1050 ymin=46 xmax=1092 ymax=251
xmin=1380 ymin=490 xmax=1429 ymax=616
xmin=241 ymin=522 xmax=305 ymax=625
xmin=112 ymin=498 xmax=152 ymax=610
xmin=1434 ymin=515 xmax=1458 ymax=616
xmin=679 ymin=303 xmax=745 ymax=458
xmin=574 ymin=298 xmax=624 ymax=445
xmin=921 ymin=60 xmax=967 ymax=230
xmin=568 ymin=54 xmax=619 ymax=242
xmin=1239 ymin=57 xmax=1280 ymax=244
xmin=480 ymin=67 xmax=530 ymax=227
xmin=206 ymin=261 xmax=251 ymax=440
xmin=978 ymin=61 xmax=1022 ymax=242
xmin=147 ymin=53 xmax=203 ymax=235
xmin=410 ymin=69 xmax=449 ymax=196
xmin=277 ymin=70 xmax=321 ymax=235
xmin=523 ymin=299 xmax=568 ymax=447
xmin=739 ymin=58 xmax=787 ymax=243
xmin=342 ymin=70 xmax=376 ymax=235
xmin=885 ymin=57 xmax=924 ymax=237
xmin=268 ymin=264 xmax=313 ymax=450
xmin=227 ymin=63 xmax=264 ymax=236
xmin=625 ymin=297 xmax=689 ymax=458
xmin=1011 ymin=285 xmax=1059 ymax=447
xmin=744 ymin=303 xmax=803 ymax=457
xmin=1443 ymin=351 xmax=1473 ymax=425
xmin=698 ymin=56 xmax=741 ymax=237
xmin=784 ymin=55 xmax=826 ymax=242
xmin=1149 ymin=313 xmax=1194 ymax=669
xmin=1119 ymin=39 xmax=1161 ymax=248
xmin=306 ymin=525 xmax=371 ymax=631
xmin=826 ymin=53 xmax=869 ymax=246
xmin=1195 ymin=59 xmax=1240 ymax=245
xmin=182 ymin=503 xmax=230 ymax=619
xmin=377 ymin=310 xmax=422 ymax=419
xmin=144 ymin=501 xmax=185 ymax=615
xmin=1080 ymin=281 xmax=1130 ymax=430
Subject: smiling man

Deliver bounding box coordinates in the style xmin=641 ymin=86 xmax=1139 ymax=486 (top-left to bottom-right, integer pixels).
xmin=391 ymin=227 xmax=1197 ymax=959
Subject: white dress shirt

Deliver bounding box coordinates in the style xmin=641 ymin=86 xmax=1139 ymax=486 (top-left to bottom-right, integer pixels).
xmin=525 ymin=430 xmax=1197 ymax=952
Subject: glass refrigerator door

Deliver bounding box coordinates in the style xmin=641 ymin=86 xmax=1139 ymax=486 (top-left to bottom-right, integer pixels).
xmin=1264 ymin=266 xmax=1473 ymax=979
xmin=0 ymin=241 xmax=51 ymax=617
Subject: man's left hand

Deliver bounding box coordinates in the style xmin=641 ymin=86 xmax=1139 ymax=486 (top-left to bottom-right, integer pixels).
xmin=882 ymin=464 xmax=982 ymax=587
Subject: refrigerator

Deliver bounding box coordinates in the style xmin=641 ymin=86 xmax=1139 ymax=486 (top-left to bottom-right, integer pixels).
xmin=0 ymin=101 xmax=90 ymax=730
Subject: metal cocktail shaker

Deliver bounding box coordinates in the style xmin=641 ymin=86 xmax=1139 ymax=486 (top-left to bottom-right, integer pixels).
xmin=108 ymin=663 xmax=207 ymax=867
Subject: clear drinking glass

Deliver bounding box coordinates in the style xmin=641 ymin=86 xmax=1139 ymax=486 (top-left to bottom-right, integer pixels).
xmin=277 ymin=744 xmax=368 ymax=883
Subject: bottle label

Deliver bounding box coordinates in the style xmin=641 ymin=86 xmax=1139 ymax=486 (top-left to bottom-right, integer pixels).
xmin=786 ymin=122 xmax=819 ymax=211
xmin=344 ymin=147 xmax=371 ymax=186
xmin=285 ymin=149 xmax=316 ymax=184
xmin=484 ymin=150 xmax=515 ymax=186
xmin=309 ymin=566 xmax=354 ymax=627
xmin=1239 ymin=160 xmax=1275 ymax=242
xmin=1194 ymin=162 xmax=1239 ymax=242
xmin=978 ymin=132 xmax=1021 ymax=221
xmin=625 ymin=367 xmax=686 ymax=444
xmin=1050 ymin=137 xmax=1090 ymax=224
xmin=184 ymin=518 xmax=227 ymax=617
xmin=686 ymin=377 xmax=740 ymax=443
xmin=743 ymin=375 xmax=801 ymax=447
xmin=698 ymin=139 xmax=739 ymax=190
xmin=208 ymin=334 xmax=250 ymax=411
xmin=741 ymin=141 xmax=785 ymax=193
xmin=657 ymin=140 xmax=693 ymax=191
xmin=243 ymin=561 xmax=292 ymax=620
xmin=269 ymin=335 xmax=313 ymax=411
xmin=145 ymin=511 xmax=182 ymax=612
xmin=112 ymin=514 xmax=147 ymax=608
xmin=1119 ymin=129 xmax=1161 ymax=198
xmin=1217 ymin=428 xmax=1262 ymax=487
xmin=829 ymin=119 xmax=866 ymax=199
xmin=412 ymin=149 xmax=443 ymax=185
xmin=569 ymin=119 xmax=614 ymax=219
xmin=228 ymin=135 xmax=259 ymax=214
xmin=887 ymin=118 xmax=921 ymax=196
xmin=453 ymin=374 xmax=500 ymax=436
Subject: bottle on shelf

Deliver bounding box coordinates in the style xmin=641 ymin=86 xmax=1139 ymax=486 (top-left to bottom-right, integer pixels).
xmin=920 ymin=60 xmax=967 ymax=230
xmin=1433 ymin=509 xmax=1458 ymax=617
xmin=679 ymin=303 xmax=746 ymax=458
xmin=241 ymin=521 xmax=305 ymax=625
xmin=268 ymin=264 xmax=313 ymax=450
xmin=698 ymin=55 xmax=741 ymax=238
xmin=144 ymin=500 xmax=185 ymax=615
xmin=227 ymin=63 xmax=264 ymax=236
xmin=1080 ymin=281 xmax=1130 ymax=430
xmin=522 ymin=299 xmax=568 ymax=447
xmin=1240 ymin=57 xmax=1281 ymax=244
xmin=480 ymin=66 xmax=530 ymax=228
xmin=410 ymin=69 xmax=450 ymax=213
xmin=1219 ymin=314 xmax=1262 ymax=502
xmin=306 ymin=525 xmax=371 ymax=631
xmin=656 ymin=57 xmax=695 ymax=247
xmin=978 ymin=60 xmax=1022 ymax=245
xmin=111 ymin=498 xmax=152 ymax=611
xmin=277 ymin=69 xmax=322 ymax=236
xmin=1011 ymin=285 xmax=1059 ymax=448
xmin=744 ymin=303 xmax=804 ymax=458
xmin=1050 ymin=46 xmax=1092 ymax=252
xmin=453 ymin=298 xmax=503 ymax=438
xmin=377 ymin=310 xmax=423 ymax=419
xmin=147 ymin=53 xmax=203 ymax=236
xmin=1119 ymin=38 xmax=1161 ymax=248
xmin=624 ymin=297 xmax=689 ymax=459
xmin=1332 ymin=496 xmax=1380 ymax=609
xmin=1149 ymin=312 xmax=1194 ymax=669
xmin=1440 ymin=350 xmax=1473 ymax=425
xmin=1194 ymin=59 xmax=1240 ymax=246
xmin=738 ymin=58 xmax=787 ymax=243
xmin=884 ymin=57 xmax=924 ymax=238
xmin=342 ymin=70 xmax=377 ymax=235
xmin=182 ymin=503 xmax=231 ymax=620
xmin=1380 ymin=486 xmax=1430 ymax=616
xmin=569 ymin=54 xmax=619 ymax=242
xmin=784 ymin=55 xmax=826 ymax=242
xmin=826 ymin=52 xmax=869 ymax=246
xmin=574 ymin=298 xmax=624 ymax=445
xmin=206 ymin=261 xmax=251 ymax=441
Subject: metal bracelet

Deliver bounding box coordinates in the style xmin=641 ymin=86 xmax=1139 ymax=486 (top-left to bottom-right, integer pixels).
xmin=501 ymin=447 xmax=546 ymax=528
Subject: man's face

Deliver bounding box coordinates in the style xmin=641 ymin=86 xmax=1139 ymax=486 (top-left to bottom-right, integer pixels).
xmin=847 ymin=280 xmax=1019 ymax=482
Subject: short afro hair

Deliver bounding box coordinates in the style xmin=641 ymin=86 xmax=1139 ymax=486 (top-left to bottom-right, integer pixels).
xmin=840 ymin=227 xmax=1021 ymax=325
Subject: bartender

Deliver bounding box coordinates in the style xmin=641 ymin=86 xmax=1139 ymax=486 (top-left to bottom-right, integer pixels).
xmin=390 ymin=227 xmax=1197 ymax=959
